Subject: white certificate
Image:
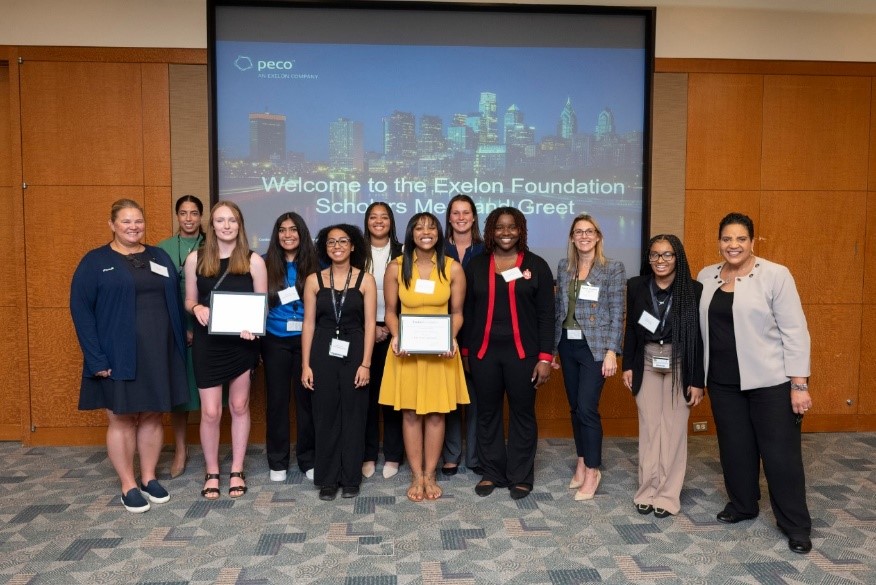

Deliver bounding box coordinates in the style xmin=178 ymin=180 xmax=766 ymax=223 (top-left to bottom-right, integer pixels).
xmin=398 ymin=314 xmax=452 ymax=354
xmin=208 ymin=291 xmax=267 ymax=335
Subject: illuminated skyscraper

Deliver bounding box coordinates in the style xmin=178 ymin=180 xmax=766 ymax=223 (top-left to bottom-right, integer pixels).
xmin=329 ymin=118 xmax=364 ymax=172
xmin=504 ymin=104 xmax=523 ymax=144
xmin=558 ymin=98 xmax=578 ymax=140
xmin=249 ymin=112 xmax=286 ymax=162
xmin=418 ymin=115 xmax=445 ymax=156
xmin=595 ymin=107 xmax=616 ymax=138
xmin=479 ymin=92 xmax=498 ymax=146
xmin=383 ymin=111 xmax=417 ymax=162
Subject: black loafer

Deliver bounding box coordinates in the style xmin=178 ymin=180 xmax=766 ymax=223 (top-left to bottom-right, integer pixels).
xmin=475 ymin=480 xmax=496 ymax=497
xmin=788 ymin=537 xmax=812 ymax=554
xmin=341 ymin=486 xmax=359 ymax=499
xmin=441 ymin=465 xmax=459 ymax=476
xmin=636 ymin=503 xmax=654 ymax=515
xmin=653 ymin=507 xmax=672 ymax=518
xmin=509 ymin=484 xmax=531 ymax=500
xmin=716 ymin=510 xmax=757 ymax=524
xmin=319 ymin=486 xmax=338 ymax=501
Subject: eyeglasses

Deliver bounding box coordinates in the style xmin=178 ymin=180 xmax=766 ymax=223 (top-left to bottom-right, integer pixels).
xmin=126 ymin=254 xmax=145 ymax=269
xmin=326 ymin=238 xmax=351 ymax=248
xmin=573 ymin=229 xmax=597 ymax=238
xmin=648 ymin=251 xmax=676 ymax=262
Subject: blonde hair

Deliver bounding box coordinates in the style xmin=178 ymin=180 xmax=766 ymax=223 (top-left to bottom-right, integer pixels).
xmin=110 ymin=198 xmax=144 ymax=222
xmin=197 ymin=201 xmax=252 ymax=277
xmin=565 ymin=213 xmax=607 ymax=274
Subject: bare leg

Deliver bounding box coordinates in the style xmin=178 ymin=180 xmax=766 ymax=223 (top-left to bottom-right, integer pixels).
xmin=199 ymin=385 xmax=223 ymax=494
xmin=227 ymin=370 xmax=251 ymax=493
xmin=423 ymin=413 xmax=445 ymax=499
xmin=170 ymin=411 xmax=188 ymax=477
xmin=105 ymin=411 xmax=139 ymax=493
xmin=402 ymin=410 xmax=425 ymax=501
xmin=136 ymin=412 xmax=164 ymax=484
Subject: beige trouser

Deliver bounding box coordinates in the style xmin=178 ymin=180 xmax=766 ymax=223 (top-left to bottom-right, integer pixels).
xmin=633 ymin=342 xmax=691 ymax=514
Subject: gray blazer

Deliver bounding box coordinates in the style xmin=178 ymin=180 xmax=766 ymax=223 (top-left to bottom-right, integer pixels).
xmin=697 ymin=257 xmax=810 ymax=390
xmin=554 ymin=257 xmax=626 ymax=360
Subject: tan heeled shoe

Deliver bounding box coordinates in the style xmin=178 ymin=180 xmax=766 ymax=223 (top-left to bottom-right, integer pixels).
xmin=568 ymin=477 xmax=584 ymax=489
xmin=170 ymin=447 xmax=188 ymax=479
xmin=574 ymin=470 xmax=601 ymax=501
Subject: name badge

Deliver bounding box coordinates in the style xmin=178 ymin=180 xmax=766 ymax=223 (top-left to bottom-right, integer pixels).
xmin=638 ymin=310 xmax=660 ymax=333
xmin=278 ymin=286 xmax=300 ymax=305
xmin=329 ymin=338 xmax=350 ymax=358
xmin=652 ymin=356 xmax=671 ymax=369
xmin=150 ymin=261 xmax=169 ymax=278
xmin=578 ymin=284 xmax=599 ymax=301
xmin=501 ymin=267 xmax=524 ymax=282
xmin=286 ymin=320 xmax=303 ymax=332
xmin=414 ymin=279 xmax=435 ymax=294
xmin=566 ymin=329 xmax=583 ymax=340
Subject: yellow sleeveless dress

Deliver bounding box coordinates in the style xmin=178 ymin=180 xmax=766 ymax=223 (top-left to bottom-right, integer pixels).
xmin=378 ymin=254 xmax=470 ymax=414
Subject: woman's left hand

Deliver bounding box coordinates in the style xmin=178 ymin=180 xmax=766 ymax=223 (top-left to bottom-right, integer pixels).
xmin=686 ymin=386 xmax=704 ymax=407
xmin=791 ymin=389 xmax=812 ymax=415
xmin=531 ymin=361 xmax=551 ymax=388
xmin=240 ymin=329 xmax=258 ymax=341
xmin=602 ymin=351 xmax=617 ymax=378
xmin=354 ymin=365 xmax=370 ymax=388
xmin=441 ymin=339 xmax=458 ymax=359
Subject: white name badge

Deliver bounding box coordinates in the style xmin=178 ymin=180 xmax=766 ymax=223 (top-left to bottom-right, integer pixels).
xmin=566 ymin=329 xmax=583 ymax=340
xmin=286 ymin=320 xmax=303 ymax=332
xmin=638 ymin=310 xmax=660 ymax=334
xmin=329 ymin=338 xmax=350 ymax=358
xmin=578 ymin=284 xmax=599 ymax=301
xmin=414 ymin=279 xmax=435 ymax=294
xmin=278 ymin=286 xmax=300 ymax=305
xmin=652 ymin=356 xmax=671 ymax=369
xmin=150 ymin=261 xmax=169 ymax=277
xmin=501 ymin=267 xmax=524 ymax=282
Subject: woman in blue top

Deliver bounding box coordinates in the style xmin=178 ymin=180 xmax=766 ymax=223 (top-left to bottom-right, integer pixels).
xmin=261 ymin=212 xmax=319 ymax=482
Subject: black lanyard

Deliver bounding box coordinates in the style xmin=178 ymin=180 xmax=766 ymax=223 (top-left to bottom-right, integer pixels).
xmin=176 ymin=234 xmax=202 ymax=276
xmin=329 ymin=268 xmax=353 ymax=337
xmin=649 ymin=278 xmax=673 ymax=335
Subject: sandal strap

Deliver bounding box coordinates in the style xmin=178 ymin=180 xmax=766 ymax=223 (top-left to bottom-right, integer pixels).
xmin=204 ymin=473 xmax=220 ymax=481
xmin=201 ymin=487 xmax=220 ymax=496
xmin=229 ymin=471 xmax=246 ymax=479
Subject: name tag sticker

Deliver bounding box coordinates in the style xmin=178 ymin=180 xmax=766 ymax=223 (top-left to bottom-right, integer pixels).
xmin=150 ymin=261 xmax=169 ymax=277
xmin=652 ymin=356 xmax=671 ymax=369
xmin=329 ymin=338 xmax=350 ymax=358
xmin=638 ymin=310 xmax=660 ymax=333
xmin=501 ymin=267 xmax=524 ymax=282
xmin=278 ymin=286 xmax=300 ymax=305
xmin=414 ymin=279 xmax=435 ymax=294
xmin=286 ymin=320 xmax=303 ymax=332
xmin=566 ymin=329 xmax=583 ymax=340
xmin=578 ymin=285 xmax=599 ymax=301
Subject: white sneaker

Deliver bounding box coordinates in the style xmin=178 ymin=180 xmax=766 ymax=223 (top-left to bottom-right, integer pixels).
xmin=269 ymin=469 xmax=287 ymax=482
xmin=305 ymin=468 xmax=314 ymax=481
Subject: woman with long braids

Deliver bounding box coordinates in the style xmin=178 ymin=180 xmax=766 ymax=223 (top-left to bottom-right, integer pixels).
xmin=261 ymin=212 xmax=319 ymax=483
xmin=362 ymin=202 xmax=404 ymax=479
xmin=157 ymin=195 xmax=204 ymax=479
xmin=622 ymin=234 xmax=704 ymax=518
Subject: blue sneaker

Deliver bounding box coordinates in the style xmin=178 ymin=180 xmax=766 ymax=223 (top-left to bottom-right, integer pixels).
xmin=140 ymin=479 xmax=170 ymax=504
xmin=121 ymin=487 xmax=150 ymax=513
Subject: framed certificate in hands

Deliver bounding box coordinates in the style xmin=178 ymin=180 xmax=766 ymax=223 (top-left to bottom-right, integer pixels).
xmin=208 ymin=291 xmax=268 ymax=335
xmin=398 ymin=314 xmax=452 ymax=354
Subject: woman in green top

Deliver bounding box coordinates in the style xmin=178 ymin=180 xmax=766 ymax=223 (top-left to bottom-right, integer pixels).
xmin=157 ymin=195 xmax=204 ymax=478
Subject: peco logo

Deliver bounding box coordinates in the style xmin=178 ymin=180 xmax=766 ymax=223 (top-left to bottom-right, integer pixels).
xmin=257 ymin=59 xmax=295 ymax=72
xmin=234 ymin=55 xmax=254 ymax=71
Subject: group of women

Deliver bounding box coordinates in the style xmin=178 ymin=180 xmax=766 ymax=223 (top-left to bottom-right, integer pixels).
xmin=70 ymin=197 xmax=813 ymax=554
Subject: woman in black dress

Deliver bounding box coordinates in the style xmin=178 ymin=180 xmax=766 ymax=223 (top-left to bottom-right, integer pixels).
xmin=70 ymin=198 xmax=188 ymax=513
xmin=184 ymin=201 xmax=267 ymax=499
xmin=301 ymin=224 xmax=376 ymax=500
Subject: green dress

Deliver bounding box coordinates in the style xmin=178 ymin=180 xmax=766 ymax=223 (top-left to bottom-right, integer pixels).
xmin=157 ymin=233 xmax=202 ymax=411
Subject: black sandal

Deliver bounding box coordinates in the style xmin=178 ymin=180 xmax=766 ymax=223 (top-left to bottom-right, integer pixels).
xmin=201 ymin=473 xmax=220 ymax=500
xmin=229 ymin=471 xmax=247 ymax=498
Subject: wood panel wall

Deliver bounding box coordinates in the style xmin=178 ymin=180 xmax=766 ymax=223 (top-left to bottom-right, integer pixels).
xmin=1 ymin=48 xmax=874 ymax=445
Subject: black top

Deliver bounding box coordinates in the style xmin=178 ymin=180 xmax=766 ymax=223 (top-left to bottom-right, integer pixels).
xmin=315 ymin=269 xmax=366 ymax=337
xmin=707 ymin=288 xmax=741 ymax=387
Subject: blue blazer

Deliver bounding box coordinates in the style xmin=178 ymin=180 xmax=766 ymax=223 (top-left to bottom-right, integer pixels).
xmin=554 ymin=257 xmax=626 ymax=360
xmin=70 ymin=244 xmax=186 ymax=380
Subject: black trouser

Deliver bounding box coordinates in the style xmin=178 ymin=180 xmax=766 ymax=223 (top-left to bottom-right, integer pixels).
xmin=261 ymin=333 xmax=314 ymax=472
xmin=363 ymin=336 xmax=404 ymax=463
xmin=709 ymin=380 xmax=811 ymax=538
xmin=469 ymin=339 xmax=539 ymax=488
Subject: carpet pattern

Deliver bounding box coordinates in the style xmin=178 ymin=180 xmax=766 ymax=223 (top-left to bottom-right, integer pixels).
xmin=0 ymin=433 xmax=874 ymax=584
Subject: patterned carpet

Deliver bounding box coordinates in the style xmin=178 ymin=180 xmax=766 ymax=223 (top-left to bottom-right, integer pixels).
xmin=0 ymin=433 xmax=874 ymax=584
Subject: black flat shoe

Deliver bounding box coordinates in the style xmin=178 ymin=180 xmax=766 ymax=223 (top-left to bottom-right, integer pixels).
xmin=469 ymin=466 xmax=484 ymax=476
xmin=716 ymin=509 xmax=757 ymax=524
xmin=788 ymin=537 xmax=812 ymax=554
xmin=636 ymin=503 xmax=654 ymax=515
xmin=653 ymin=507 xmax=673 ymax=518
xmin=509 ymin=484 xmax=531 ymax=500
xmin=474 ymin=480 xmax=496 ymax=497
xmin=441 ymin=465 xmax=459 ymax=476
xmin=341 ymin=486 xmax=360 ymax=498
xmin=319 ymin=486 xmax=338 ymax=501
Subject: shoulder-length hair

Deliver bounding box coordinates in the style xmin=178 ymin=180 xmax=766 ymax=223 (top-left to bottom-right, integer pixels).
xmin=483 ymin=206 xmax=528 ymax=254
xmin=401 ymin=212 xmax=447 ymax=289
xmin=174 ymin=194 xmax=205 ymax=237
xmin=315 ymin=224 xmax=367 ymax=271
xmin=565 ymin=213 xmax=607 ymax=273
xmin=445 ymin=194 xmax=483 ymax=245
xmin=197 ymin=201 xmax=252 ymax=277
xmin=265 ymin=212 xmax=318 ymax=306
xmin=363 ymin=201 xmax=402 ymax=272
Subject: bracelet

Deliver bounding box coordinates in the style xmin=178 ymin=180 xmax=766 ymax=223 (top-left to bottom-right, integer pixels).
xmin=791 ymin=383 xmax=809 ymax=392
xmin=538 ymin=359 xmax=551 ymax=365
xmin=360 ymin=364 xmax=370 ymax=369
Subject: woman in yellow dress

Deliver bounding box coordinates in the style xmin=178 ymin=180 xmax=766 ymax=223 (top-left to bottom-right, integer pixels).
xmin=379 ymin=212 xmax=469 ymax=502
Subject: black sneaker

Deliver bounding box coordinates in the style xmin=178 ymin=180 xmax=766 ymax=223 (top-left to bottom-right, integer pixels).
xmin=140 ymin=479 xmax=170 ymax=504
xmin=121 ymin=487 xmax=151 ymax=513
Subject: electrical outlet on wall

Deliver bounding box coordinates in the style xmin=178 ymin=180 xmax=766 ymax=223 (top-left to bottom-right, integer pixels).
xmin=693 ymin=421 xmax=708 ymax=432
